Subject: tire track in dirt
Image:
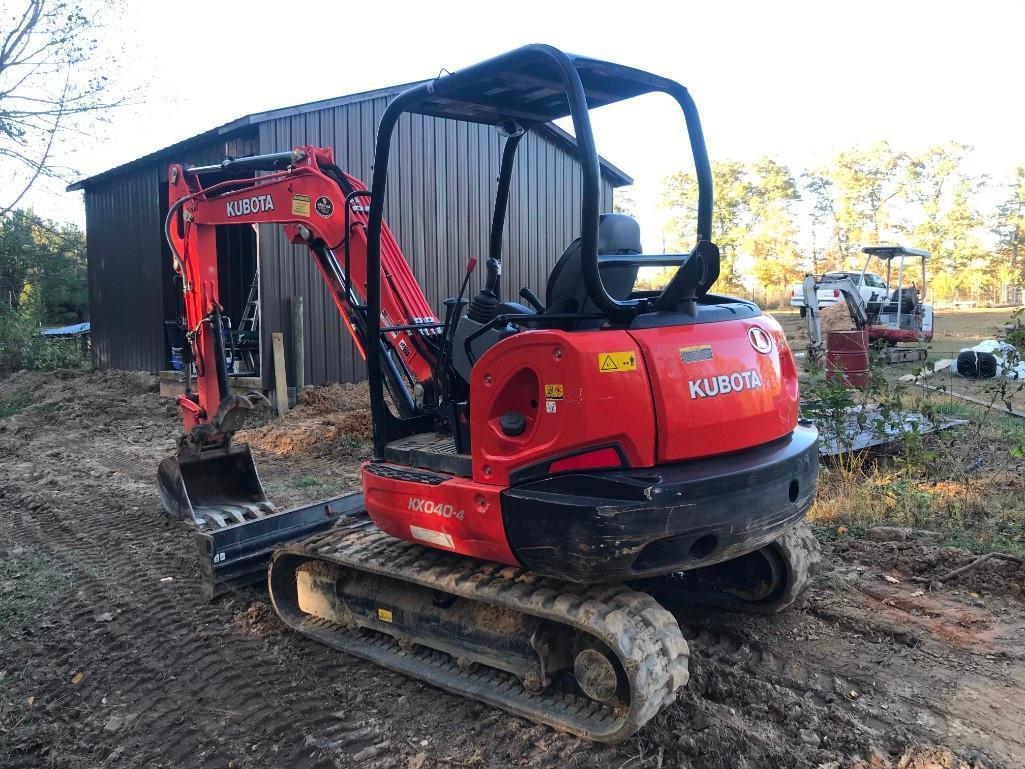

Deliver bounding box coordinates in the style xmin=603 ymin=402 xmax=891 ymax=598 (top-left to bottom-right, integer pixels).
xmin=2 ymin=485 xmax=390 ymax=768
xmin=1 ymin=472 xmax=627 ymax=769
xmin=648 ymin=596 xmax=1019 ymax=768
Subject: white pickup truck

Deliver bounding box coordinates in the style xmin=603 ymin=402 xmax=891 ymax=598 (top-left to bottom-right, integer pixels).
xmin=790 ymin=271 xmax=889 ymax=316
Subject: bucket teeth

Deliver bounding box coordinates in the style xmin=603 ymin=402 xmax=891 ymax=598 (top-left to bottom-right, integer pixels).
xmin=157 ymin=443 xmax=274 ymax=529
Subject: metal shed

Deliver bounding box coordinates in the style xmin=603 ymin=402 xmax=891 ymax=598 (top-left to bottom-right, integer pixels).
xmin=67 ymin=82 xmax=631 ymax=388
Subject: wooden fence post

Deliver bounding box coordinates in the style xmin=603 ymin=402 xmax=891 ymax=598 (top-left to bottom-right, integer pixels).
xmin=272 ymin=331 xmax=288 ymax=416
xmin=292 ymin=296 xmax=305 ymax=393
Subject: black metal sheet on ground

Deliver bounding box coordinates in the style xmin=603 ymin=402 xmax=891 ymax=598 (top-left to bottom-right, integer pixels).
xmin=809 ymin=405 xmax=969 ymax=457
xmin=195 ymin=492 xmax=365 ymax=599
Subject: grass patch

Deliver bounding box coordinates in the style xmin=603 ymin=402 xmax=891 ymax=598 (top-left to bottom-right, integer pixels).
xmin=811 ymin=413 xmax=1025 ymax=556
xmin=803 ymin=349 xmax=1025 ymax=556
xmin=932 ymin=400 xmax=973 ymax=419
xmin=290 ymin=475 xmax=322 ymax=490
xmin=0 ymin=390 xmax=34 ymax=419
xmin=0 ymin=541 xmax=72 ymax=638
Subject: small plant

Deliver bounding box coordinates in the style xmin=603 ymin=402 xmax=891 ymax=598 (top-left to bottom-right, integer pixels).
xmin=0 ymin=390 xmax=34 ymax=419
xmin=290 ymin=475 xmax=322 ymax=489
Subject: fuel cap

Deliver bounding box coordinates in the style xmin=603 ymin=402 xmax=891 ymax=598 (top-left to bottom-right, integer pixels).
xmin=499 ymin=411 xmax=526 ymax=436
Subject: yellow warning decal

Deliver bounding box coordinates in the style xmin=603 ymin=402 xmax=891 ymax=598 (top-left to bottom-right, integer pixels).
xmin=377 ymin=608 xmax=393 ymax=623
xmin=597 ymin=352 xmax=637 ymax=373
xmin=544 ymin=384 xmax=564 ymax=399
xmin=291 ymin=194 xmax=311 ymax=217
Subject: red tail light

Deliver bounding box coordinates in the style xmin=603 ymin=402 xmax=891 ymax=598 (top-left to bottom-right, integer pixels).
xmin=548 ymin=447 xmax=623 ymax=474
xmin=790 ymin=289 xmax=795 ymax=297
xmin=833 ymin=290 xmax=840 ymax=298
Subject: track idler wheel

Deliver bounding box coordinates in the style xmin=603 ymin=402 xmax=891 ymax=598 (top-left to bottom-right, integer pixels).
xmin=732 ymin=521 xmax=821 ymax=613
xmin=574 ymin=647 xmax=621 ymax=703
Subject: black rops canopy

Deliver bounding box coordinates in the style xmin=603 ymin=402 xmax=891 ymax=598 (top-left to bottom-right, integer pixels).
xmin=408 ymin=54 xmax=678 ymax=128
xmin=363 ymin=44 xmax=715 ymax=457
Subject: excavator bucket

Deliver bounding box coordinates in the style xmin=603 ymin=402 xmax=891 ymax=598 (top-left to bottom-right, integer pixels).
xmin=158 ymin=443 xmax=274 ymax=529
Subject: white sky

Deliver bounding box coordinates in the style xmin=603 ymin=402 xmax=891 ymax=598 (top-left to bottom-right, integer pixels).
xmin=28 ymin=0 xmax=1025 ymax=254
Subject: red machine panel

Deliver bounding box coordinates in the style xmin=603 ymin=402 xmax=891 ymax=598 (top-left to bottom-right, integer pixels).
xmin=469 ymin=329 xmax=657 ymax=487
xmin=628 ymin=315 xmax=799 ymax=463
xmin=361 ymin=465 xmax=518 ymax=565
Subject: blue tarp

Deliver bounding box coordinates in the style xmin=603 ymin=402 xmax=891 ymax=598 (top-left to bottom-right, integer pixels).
xmin=40 ymin=322 xmax=90 ymax=337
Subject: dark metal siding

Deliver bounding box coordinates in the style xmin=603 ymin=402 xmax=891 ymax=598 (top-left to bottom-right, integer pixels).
xmin=82 ymin=105 xmax=615 ymax=385
xmin=85 ymin=164 xmax=165 ymax=371
xmin=258 ymin=98 xmax=614 ymax=387
xmin=85 ymin=130 xmax=260 ymax=372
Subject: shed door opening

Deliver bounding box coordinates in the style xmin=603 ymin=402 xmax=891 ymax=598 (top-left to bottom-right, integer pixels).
xmin=216 ymin=223 xmax=260 ymax=377
xmin=160 ymin=169 xmax=261 ymax=381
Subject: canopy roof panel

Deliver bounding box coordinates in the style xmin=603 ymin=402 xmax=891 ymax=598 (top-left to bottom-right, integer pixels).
xmin=408 ymin=52 xmax=677 ymax=127
xmin=862 ymin=246 xmax=931 ymax=260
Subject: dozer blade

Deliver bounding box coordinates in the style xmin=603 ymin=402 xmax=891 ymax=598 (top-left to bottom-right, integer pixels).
xmin=158 ymin=443 xmax=274 ymax=529
xmin=158 ymin=443 xmax=362 ymax=598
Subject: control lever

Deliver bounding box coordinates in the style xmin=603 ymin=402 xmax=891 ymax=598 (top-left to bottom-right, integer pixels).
xmin=519 ymin=287 xmax=545 ymax=313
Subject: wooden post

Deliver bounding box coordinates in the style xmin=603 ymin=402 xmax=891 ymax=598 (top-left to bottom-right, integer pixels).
xmin=272 ymin=332 xmax=288 ymax=416
xmin=291 ymin=296 xmax=305 ymax=393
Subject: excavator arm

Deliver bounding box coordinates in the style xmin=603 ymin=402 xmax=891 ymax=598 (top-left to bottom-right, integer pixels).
xmin=159 ymin=146 xmax=443 ymax=529
xmin=801 ymin=274 xmax=869 ymax=358
xmin=165 ymin=146 xmax=441 ymax=446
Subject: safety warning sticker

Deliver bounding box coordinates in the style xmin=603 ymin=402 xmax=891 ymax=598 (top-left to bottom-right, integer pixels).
xmin=291 ymin=194 xmax=311 ymax=217
xmin=597 ymin=352 xmax=637 ymax=372
xmin=376 ymin=608 xmax=394 ymax=623
xmin=544 ymin=384 xmax=564 ymax=399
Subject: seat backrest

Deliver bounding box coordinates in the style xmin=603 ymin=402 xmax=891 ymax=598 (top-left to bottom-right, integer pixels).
xmin=545 ymin=214 xmax=643 ymax=315
xmin=883 ymin=286 xmax=919 ymax=314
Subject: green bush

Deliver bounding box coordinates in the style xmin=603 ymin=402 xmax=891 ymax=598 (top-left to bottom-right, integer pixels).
xmin=0 ymin=300 xmax=82 ymax=374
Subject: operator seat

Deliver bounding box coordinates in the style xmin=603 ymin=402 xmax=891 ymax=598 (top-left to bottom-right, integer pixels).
xmin=545 ymin=214 xmax=642 ymax=326
xmin=881 ymin=286 xmax=919 ymax=314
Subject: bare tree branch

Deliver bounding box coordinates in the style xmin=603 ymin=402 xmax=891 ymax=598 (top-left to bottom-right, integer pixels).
xmin=0 ymin=70 xmax=66 ymax=216
xmin=0 ymin=0 xmax=125 ymax=210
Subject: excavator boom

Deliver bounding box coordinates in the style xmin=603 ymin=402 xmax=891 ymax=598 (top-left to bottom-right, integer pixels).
xmin=160 ymin=147 xmax=441 ymax=528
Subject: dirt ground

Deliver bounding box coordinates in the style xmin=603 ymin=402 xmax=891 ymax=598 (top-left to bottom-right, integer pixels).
xmin=3 ymin=370 xmax=1025 ymax=769
xmin=770 ymin=308 xmax=1017 ymax=356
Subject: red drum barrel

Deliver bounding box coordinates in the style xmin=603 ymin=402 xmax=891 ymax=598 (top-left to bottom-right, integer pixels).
xmin=825 ymin=330 xmax=870 ymax=388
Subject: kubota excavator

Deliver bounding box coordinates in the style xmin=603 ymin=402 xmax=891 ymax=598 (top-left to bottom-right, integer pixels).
xmin=158 ymin=45 xmax=820 ymax=742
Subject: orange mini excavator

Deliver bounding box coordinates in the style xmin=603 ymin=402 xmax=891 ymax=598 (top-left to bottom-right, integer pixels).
xmin=158 ymin=45 xmax=820 ymax=742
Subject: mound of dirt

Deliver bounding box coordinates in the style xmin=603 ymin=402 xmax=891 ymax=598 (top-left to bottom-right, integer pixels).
xmin=237 ymin=382 xmax=372 ymax=457
xmin=845 ymin=744 xmax=991 ymax=769
xmin=788 ymin=303 xmax=856 ymax=351
xmin=894 ymin=744 xmax=990 ymax=769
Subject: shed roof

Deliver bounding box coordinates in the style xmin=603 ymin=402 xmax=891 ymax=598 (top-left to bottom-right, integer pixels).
xmin=67 ymin=81 xmax=632 ymax=191
xmin=40 ymin=322 xmax=91 ymax=336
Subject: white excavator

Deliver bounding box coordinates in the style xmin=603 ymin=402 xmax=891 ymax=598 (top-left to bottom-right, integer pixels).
xmin=802 ymin=245 xmax=934 ymax=364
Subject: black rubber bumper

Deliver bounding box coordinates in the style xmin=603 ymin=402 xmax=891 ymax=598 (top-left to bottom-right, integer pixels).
xmin=501 ymin=424 xmax=819 ymax=582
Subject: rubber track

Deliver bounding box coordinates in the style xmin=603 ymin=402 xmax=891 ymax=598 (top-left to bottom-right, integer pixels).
xmin=269 ymin=518 xmax=690 ymax=743
xmin=644 ymin=521 xmax=821 ymax=615
xmin=759 ymin=520 xmax=822 ymax=614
